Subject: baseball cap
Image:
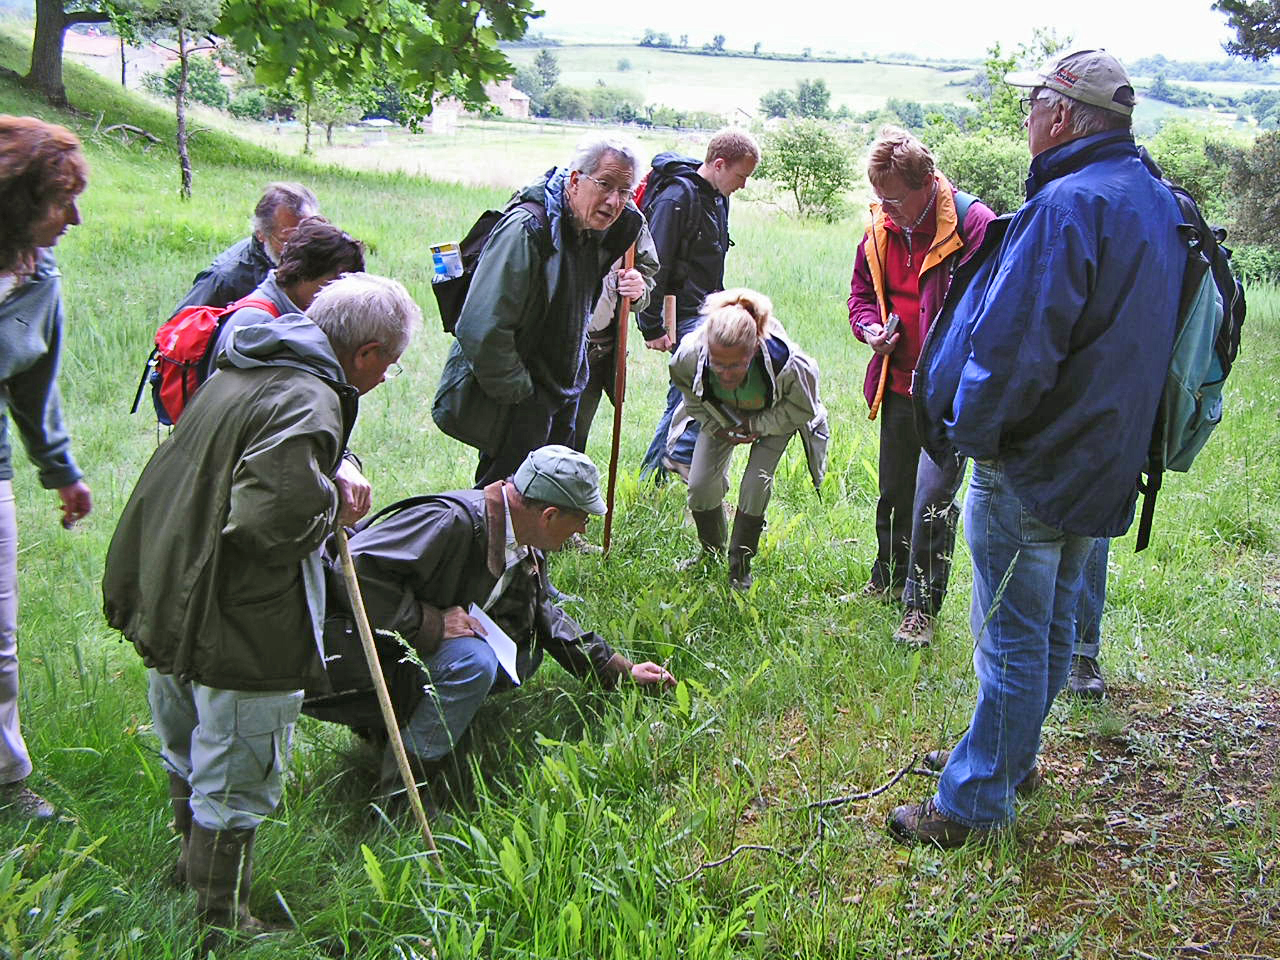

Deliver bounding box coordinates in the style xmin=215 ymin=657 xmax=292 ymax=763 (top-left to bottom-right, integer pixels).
xmin=514 ymin=445 xmax=608 ymax=515
xmin=1005 ymin=49 xmax=1136 ymax=117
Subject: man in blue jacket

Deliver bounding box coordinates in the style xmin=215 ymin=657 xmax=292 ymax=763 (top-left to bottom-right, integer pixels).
xmin=890 ymin=50 xmax=1185 ymax=847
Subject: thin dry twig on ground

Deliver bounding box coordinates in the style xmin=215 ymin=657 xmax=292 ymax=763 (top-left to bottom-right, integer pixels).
xmin=676 ymin=843 xmax=800 ymax=883
xmin=799 ymin=754 xmax=921 ymax=810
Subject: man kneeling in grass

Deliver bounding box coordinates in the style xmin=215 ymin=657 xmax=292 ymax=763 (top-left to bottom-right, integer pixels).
xmin=305 ymin=445 xmax=677 ymax=808
xmin=103 ymin=273 xmax=420 ymax=941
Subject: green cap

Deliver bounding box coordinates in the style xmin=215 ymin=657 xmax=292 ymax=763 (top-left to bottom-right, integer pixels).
xmin=514 ymin=445 xmax=608 ymax=515
xmin=1005 ymin=48 xmax=1136 ymax=117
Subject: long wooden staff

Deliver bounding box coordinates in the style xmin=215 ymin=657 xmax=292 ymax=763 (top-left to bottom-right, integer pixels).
xmin=602 ymin=245 xmax=637 ymax=556
xmin=334 ymin=526 xmax=440 ymax=863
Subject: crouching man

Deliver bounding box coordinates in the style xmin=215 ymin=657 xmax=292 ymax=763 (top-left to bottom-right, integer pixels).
xmin=103 ymin=274 xmax=421 ymax=940
xmin=305 ymin=445 xmax=676 ymax=803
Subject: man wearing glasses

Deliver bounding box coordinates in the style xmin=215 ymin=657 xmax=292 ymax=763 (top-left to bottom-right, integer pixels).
xmin=847 ymin=126 xmax=996 ymax=649
xmin=304 ymin=445 xmax=676 ymax=808
xmin=434 ymin=138 xmax=646 ymax=487
xmin=892 ymin=50 xmax=1185 ymax=848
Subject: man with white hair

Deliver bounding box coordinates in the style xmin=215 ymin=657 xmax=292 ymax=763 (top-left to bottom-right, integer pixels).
xmin=892 ymin=50 xmax=1185 ymax=848
xmin=433 ymin=137 xmax=646 ymax=487
xmin=103 ymin=273 xmax=420 ymax=940
xmin=173 ymin=181 xmax=320 ymax=313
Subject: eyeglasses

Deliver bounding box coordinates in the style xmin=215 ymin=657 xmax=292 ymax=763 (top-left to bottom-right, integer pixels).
xmin=1019 ymin=96 xmax=1050 ymax=116
xmin=384 ymin=362 xmax=403 ymax=379
xmin=581 ymin=174 xmax=634 ymax=201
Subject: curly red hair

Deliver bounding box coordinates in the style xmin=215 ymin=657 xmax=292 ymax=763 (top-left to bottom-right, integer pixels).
xmin=0 ymin=115 xmax=88 ymax=273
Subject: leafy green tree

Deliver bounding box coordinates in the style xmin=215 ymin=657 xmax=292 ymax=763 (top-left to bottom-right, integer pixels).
xmin=752 ymin=42 xmax=761 ymax=56
xmin=617 ymin=57 xmax=631 ymax=72
xmin=794 ymin=77 xmax=830 ymax=118
xmin=1216 ymin=0 xmax=1280 ymax=61
xmin=143 ymin=52 xmax=227 ymax=108
xmin=968 ymin=28 xmax=1069 ymax=138
xmin=533 ymin=48 xmax=559 ymax=89
xmin=757 ymin=118 xmax=853 ymax=220
xmin=703 ymin=34 xmax=725 ymax=52
xmin=759 ymin=88 xmax=794 ymax=118
xmin=1226 ymin=130 xmax=1280 ymax=245
xmin=133 ymin=0 xmax=223 ymax=199
xmin=886 ymin=97 xmax=924 ymax=129
xmin=23 ymin=0 xmax=120 ymax=105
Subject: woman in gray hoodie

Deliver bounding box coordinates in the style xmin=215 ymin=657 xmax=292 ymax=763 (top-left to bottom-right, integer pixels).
xmin=0 ymin=115 xmax=94 ymax=820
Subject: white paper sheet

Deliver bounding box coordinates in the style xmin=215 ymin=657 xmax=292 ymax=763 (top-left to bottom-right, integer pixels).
xmin=468 ymin=603 xmax=520 ymax=685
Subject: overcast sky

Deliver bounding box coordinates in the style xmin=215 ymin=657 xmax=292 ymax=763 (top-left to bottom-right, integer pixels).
xmin=533 ymin=0 xmax=1240 ymax=63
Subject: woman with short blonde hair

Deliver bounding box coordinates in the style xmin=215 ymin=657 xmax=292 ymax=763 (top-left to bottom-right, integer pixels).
xmin=668 ymin=288 xmax=828 ymax=588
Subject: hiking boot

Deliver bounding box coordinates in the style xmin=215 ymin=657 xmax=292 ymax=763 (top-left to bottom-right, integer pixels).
xmin=923 ymin=749 xmax=1043 ymax=797
xmin=894 ymin=608 xmax=935 ymax=648
xmin=728 ymin=511 xmax=765 ymax=590
xmin=887 ymin=797 xmax=974 ymax=849
xmin=1067 ymin=654 xmax=1106 ymax=701
xmin=0 ymin=780 xmax=55 ymax=820
xmin=168 ymin=771 xmax=194 ymax=885
xmin=187 ymin=823 xmax=288 ymax=947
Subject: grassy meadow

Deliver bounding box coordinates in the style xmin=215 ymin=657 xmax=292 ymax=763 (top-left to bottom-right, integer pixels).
xmin=2 ymin=38 xmax=1280 ymax=960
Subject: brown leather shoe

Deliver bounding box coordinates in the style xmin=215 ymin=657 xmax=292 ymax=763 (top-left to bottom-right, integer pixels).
xmin=0 ymin=780 xmax=55 ymax=820
xmin=923 ymin=749 xmax=1043 ymax=797
xmin=887 ymin=797 xmax=974 ymax=849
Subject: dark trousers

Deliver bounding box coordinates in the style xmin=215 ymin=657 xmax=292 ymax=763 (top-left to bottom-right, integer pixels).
xmin=872 ymin=390 xmax=965 ymax=614
xmin=474 ymin=389 xmax=577 ymax=487
xmin=570 ymin=338 xmax=616 ymax=453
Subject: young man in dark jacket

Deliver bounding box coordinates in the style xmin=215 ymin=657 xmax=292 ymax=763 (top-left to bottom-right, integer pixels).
xmin=305 ymin=445 xmax=676 ymax=801
xmin=637 ymin=129 xmax=759 ymax=482
xmin=891 ymin=50 xmax=1184 ymax=849
xmin=104 ymin=274 xmax=420 ymax=939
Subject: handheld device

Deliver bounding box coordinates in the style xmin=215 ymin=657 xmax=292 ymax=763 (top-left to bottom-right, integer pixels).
xmin=883 ymin=312 xmax=901 ymax=338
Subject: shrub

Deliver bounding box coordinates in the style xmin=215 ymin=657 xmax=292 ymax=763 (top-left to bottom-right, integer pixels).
xmin=142 ymin=54 xmax=230 ymax=110
xmin=1145 ymin=120 xmax=1239 ymax=226
xmin=757 ymin=118 xmax=854 ymax=221
xmin=1231 ymin=244 xmax=1280 ymax=286
xmin=928 ymin=129 xmax=1027 ymax=215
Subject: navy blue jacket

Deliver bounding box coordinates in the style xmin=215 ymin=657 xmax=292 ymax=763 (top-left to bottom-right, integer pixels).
xmin=928 ymin=131 xmax=1183 ymax=537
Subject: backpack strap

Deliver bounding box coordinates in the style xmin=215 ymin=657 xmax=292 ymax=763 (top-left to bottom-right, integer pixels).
xmin=953 ymin=190 xmax=977 ymax=245
xmin=353 ymin=491 xmax=485 ymax=541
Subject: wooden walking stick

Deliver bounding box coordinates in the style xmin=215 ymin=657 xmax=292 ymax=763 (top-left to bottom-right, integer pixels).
xmin=334 ymin=525 xmax=440 ymax=863
xmin=868 ymin=356 xmax=890 ymax=421
xmin=602 ymin=245 xmax=637 ymax=556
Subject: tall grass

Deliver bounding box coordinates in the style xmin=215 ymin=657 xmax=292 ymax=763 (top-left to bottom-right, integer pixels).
xmin=0 ymin=45 xmax=1277 ymax=959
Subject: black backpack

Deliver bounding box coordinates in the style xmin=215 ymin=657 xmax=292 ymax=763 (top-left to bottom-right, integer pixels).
xmin=431 ymin=198 xmax=550 ymax=334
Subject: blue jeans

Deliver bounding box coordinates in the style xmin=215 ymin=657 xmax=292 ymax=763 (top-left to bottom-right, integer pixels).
xmin=1072 ymin=537 xmax=1109 ymax=661
xmin=378 ymin=634 xmax=543 ymax=790
xmin=935 ymin=461 xmax=1095 ymax=828
xmin=640 ymin=312 xmax=704 ymax=478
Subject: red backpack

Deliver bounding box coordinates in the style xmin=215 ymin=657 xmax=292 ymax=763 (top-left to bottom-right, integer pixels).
xmin=133 ymin=295 xmax=280 ymax=425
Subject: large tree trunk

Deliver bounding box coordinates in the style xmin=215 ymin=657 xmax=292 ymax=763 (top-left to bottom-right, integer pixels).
xmin=26 ymin=0 xmax=111 ymax=106
xmin=175 ymin=25 xmax=192 ymax=199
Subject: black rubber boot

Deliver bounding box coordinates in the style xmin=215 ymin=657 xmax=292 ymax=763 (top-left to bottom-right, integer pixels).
xmin=187 ymin=823 xmax=286 ymax=949
xmin=693 ymin=506 xmax=728 ymax=553
xmin=168 ymin=771 xmax=193 ymax=886
xmin=728 ymin=512 xmax=765 ymax=590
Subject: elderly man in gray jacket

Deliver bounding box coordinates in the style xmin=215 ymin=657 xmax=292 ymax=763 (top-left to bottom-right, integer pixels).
xmin=433 ymin=138 xmax=647 ymax=486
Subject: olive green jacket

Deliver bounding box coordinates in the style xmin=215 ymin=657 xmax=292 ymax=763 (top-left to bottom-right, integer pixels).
xmin=103 ymin=316 xmax=358 ymax=691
